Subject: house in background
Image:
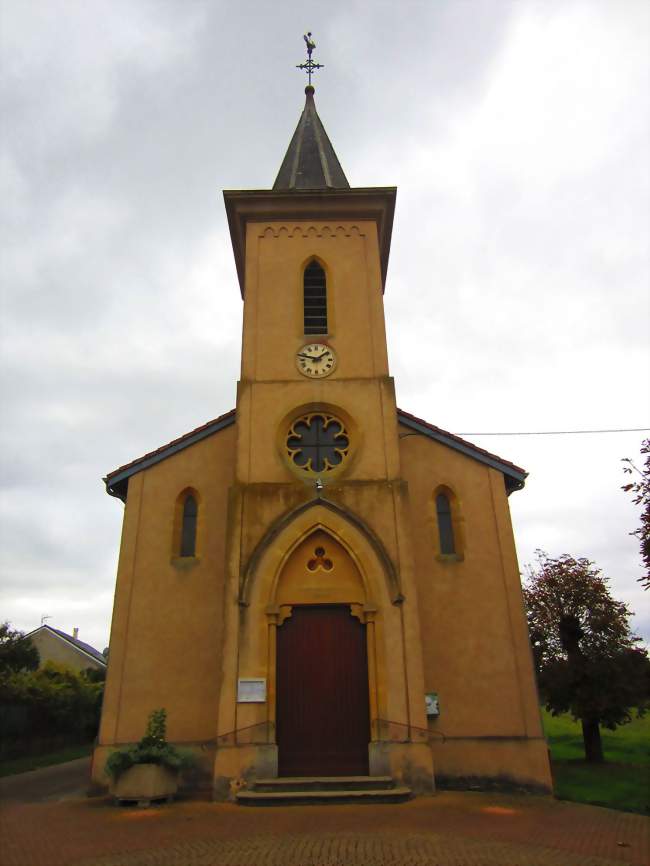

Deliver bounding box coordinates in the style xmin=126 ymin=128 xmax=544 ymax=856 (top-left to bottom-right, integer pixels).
xmin=26 ymin=625 xmax=107 ymax=674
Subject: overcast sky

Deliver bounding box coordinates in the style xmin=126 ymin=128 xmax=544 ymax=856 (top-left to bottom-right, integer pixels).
xmin=1 ymin=0 xmax=648 ymax=654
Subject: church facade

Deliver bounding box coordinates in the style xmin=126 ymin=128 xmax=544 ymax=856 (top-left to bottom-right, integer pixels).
xmin=93 ymin=85 xmax=552 ymax=798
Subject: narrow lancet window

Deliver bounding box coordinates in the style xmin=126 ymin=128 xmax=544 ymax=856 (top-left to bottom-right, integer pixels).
xmin=436 ymin=493 xmax=455 ymax=555
xmin=303 ymin=260 xmax=327 ymax=334
xmin=180 ymin=495 xmax=198 ymax=557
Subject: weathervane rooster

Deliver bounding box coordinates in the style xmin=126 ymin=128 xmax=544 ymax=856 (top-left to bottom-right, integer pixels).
xmin=297 ymin=31 xmax=323 ymax=85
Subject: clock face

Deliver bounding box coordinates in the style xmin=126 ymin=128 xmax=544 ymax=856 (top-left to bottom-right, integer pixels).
xmin=296 ymin=343 xmax=337 ymax=378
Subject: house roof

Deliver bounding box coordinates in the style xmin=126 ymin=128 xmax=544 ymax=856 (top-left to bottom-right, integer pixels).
xmin=25 ymin=625 xmax=107 ymax=667
xmin=104 ymin=407 xmax=526 ymax=501
xmin=273 ymin=85 xmax=349 ymax=191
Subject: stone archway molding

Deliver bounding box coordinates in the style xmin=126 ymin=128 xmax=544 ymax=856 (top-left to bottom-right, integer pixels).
xmin=239 ymin=497 xmax=404 ymax=607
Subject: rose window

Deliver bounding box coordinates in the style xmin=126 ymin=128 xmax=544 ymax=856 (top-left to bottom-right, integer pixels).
xmin=286 ymin=413 xmax=350 ymax=474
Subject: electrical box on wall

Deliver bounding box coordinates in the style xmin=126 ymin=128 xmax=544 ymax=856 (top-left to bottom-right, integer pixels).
xmin=425 ymin=692 xmax=439 ymax=717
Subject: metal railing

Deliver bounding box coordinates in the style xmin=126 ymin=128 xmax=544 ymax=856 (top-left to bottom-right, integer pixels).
xmin=372 ymin=718 xmax=445 ymax=744
xmin=216 ymin=721 xmax=275 ymax=747
xmin=214 ymin=718 xmax=444 ymax=748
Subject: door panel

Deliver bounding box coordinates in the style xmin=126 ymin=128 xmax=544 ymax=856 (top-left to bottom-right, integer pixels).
xmin=276 ymin=606 xmax=370 ymax=776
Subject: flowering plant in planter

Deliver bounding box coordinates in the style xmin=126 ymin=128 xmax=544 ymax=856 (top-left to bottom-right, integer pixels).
xmin=105 ymin=708 xmax=194 ymax=795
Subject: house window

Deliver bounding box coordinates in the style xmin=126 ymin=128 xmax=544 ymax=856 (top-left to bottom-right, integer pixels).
xmin=436 ymin=492 xmax=455 ymax=555
xmin=180 ymin=494 xmax=198 ymax=557
xmin=303 ymin=260 xmax=327 ymax=335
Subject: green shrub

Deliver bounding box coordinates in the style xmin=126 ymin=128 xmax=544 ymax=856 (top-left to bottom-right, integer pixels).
xmin=0 ymin=661 xmax=103 ymax=758
xmin=105 ymin=709 xmax=194 ymax=780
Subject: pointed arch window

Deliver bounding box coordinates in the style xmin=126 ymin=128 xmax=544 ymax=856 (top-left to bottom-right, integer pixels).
xmin=180 ymin=494 xmax=198 ymax=557
xmin=303 ymin=260 xmax=327 ymax=335
xmin=436 ymin=492 xmax=456 ymax=555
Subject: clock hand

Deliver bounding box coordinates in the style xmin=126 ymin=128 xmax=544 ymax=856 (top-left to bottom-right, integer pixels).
xmin=297 ymin=352 xmax=317 ymax=360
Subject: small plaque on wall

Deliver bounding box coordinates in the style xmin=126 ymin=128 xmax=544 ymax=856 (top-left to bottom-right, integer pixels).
xmin=237 ymin=678 xmax=267 ymax=703
xmin=425 ymin=692 xmax=440 ymax=717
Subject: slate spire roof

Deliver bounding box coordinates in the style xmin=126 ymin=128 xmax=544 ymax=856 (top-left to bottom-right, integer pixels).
xmin=273 ymin=86 xmax=350 ymax=191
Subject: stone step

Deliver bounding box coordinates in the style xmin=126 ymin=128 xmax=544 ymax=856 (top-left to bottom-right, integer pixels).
xmin=236 ymin=785 xmax=412 ymax=807
xmin=253 ymin=775 xmax=395 ymax=793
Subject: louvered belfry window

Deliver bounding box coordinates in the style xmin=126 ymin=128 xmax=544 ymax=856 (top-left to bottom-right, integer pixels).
xmin=303 ymin=260 xmax=327 ymax=335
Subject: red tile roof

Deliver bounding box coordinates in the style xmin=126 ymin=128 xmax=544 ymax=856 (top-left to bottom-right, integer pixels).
xmin=105 ymin=409 xmax=236 ymax=481
xmin=397 ymin=407 xmax=527 ymax=477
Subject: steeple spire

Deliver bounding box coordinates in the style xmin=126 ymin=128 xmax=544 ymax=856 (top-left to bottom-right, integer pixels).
xmin=273 ymin=34 xmax=349 ymax=191
xmin=273 ymin=87 xmax=350 ymax=191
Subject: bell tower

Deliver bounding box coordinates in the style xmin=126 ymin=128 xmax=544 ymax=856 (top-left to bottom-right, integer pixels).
xmin=214 ymin=65 xmax=434 ymax=789
xmin=225 ymin=85 xmax=400 ymax=487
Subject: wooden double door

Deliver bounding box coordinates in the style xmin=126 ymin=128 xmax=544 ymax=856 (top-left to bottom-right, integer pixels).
xmin=276 ymin=605 xmax=370 ymax=776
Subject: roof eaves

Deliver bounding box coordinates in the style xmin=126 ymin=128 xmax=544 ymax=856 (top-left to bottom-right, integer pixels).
xmin=104 ymin=409 xmax=236 ymax=502
xmin=397 ymin=408 xmax=527 ymax=494
xmin=223 ymin=187 xmax=396 ymax=296
xmin=102 ymin=406 xmax=526 ymax=507
xmin=52 ymin=628 xmax=107 ymax=664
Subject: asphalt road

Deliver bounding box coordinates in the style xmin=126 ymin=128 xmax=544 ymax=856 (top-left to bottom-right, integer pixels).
xmin=0 ymin=756 xmax=91 ymax=803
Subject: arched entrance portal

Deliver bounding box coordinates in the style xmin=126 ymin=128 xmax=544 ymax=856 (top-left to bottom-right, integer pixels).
xmin=275 ymin=530 xmax=371 ymax=776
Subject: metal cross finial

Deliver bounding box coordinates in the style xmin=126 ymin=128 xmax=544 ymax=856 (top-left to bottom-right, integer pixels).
xmin=297 ymin=31 xmax=324 ymax=85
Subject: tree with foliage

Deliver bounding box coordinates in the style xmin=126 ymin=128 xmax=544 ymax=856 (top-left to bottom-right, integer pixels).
xmin=523 ymin=552 xmax=649 ymax=762
xmin=0 ymin=622 xmax=39 ymax=676
xmin=0 ymin=661 xmax=104 ymax=758
xmin=83 ymin=665 xmax=106 ymax=683
xmin=622 ymin=438 xmax=650 ymax=590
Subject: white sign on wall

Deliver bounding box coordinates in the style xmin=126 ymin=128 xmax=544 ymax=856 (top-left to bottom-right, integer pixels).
xmin=237 ymin=678 xmax=267 ymax=703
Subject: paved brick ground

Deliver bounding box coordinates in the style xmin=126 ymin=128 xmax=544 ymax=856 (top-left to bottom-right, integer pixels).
xmin=1 ymin=791 xmax=647 ymax=866
xmin=0 ymin=756 xmax=89 ymax=804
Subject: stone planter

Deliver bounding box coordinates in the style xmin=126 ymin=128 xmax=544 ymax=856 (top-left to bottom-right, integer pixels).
xmin=111 ymin=763 xmax=178 ymax=806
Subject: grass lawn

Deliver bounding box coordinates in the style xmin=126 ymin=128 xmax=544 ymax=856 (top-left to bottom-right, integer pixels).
xmin=0 ymin=743 xmax=93 ymax=778
xmin=542 ymin=709 xmax=649 ymax=814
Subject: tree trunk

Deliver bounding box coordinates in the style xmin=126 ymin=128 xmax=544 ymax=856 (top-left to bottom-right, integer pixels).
xmin=581 ymin=718 xmax=604 ymax=762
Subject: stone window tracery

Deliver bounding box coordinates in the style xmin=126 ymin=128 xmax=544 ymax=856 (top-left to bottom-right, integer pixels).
xmin=307 ymin=546 xmax=333 ymax=571
xmin=286 ymin=413 xmax=350 ymax=475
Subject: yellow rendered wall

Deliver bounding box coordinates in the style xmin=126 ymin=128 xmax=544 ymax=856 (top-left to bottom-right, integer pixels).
xmin=399 ymin=426 xmax=551 ymax=789
xmin=236 ymin=220 xmax=400 ymax=487
xmin=241 ymin=221 xmax=389 ymax=383
xmin=222 ymin=213 xmax=433 ymax=745
xmin=210 ymin=215 xmax=435 ymax=792
xmin=97 ymin=424 xmax=236 ymax=756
